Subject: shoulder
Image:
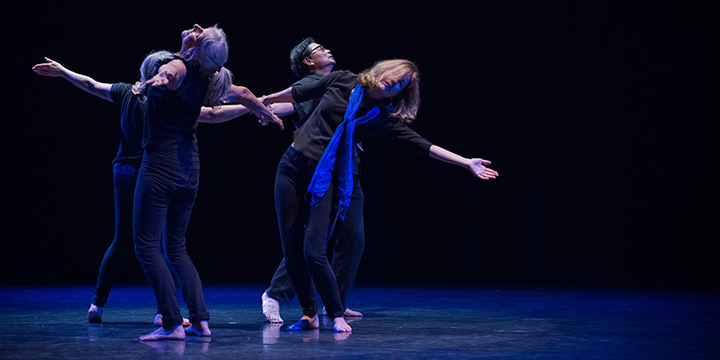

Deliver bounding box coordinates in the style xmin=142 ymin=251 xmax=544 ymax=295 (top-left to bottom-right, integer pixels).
xmin=161 ymin=58 xmax=188 ymax=75
xmin=318 ymin=70 xmax=356 ymax=84
xmin=333 ymin=70 xmax=357 ymax=81
xmin=113 ymin=82 xmax=132 ymax=90
xmin=292 ymin=73 xmax=324 ymax=86
xmin=110 ymin=82 xmax=133 ymax=102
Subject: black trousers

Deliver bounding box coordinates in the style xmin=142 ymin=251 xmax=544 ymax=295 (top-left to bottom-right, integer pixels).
xmin=91 ymin=171 xmax=137 ymax=307
xmin=266 ymin=174 xmax=365 ymax=311
xmin=273 ymin=146 xmax=345 ymax=319
xmin=133 ymin=157 xmax=209 ymax=329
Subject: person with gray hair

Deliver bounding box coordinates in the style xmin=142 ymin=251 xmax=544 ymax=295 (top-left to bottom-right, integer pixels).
xmin=33 ymin=50 xmax=182 ymax=326
xmin=134 ymin=23 xmax=281 ymax=341
xmin=32 ymin=49 xmax=260 ymax=329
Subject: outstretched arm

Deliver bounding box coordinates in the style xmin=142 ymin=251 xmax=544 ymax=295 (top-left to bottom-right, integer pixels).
xmin=197 ymin=104 xmax=251 ymax=124
xmin=261 ymin=87 xmax=294 ymax=105
xmin=267 ymin=102 xmax=296 ymax=117
xmin=32 ymin=57 xmax=112 ymax=102
xmin=429 ymin=145 xmax=499 ymax=180
xmin=226 ymin=85 xmax=284 ymax=130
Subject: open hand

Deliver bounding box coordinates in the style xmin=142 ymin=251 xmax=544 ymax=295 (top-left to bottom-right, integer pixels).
xmin=144 ymin=70 xmax=175 ymax=88
xmin=468 ymin=158 xmax=499 ymax=180
xmin=32 ymin=57 xmax=65 ymax=77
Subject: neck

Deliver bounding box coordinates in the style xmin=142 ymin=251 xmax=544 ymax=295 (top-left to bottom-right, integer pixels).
xmin=311 ymin=65 xmax=333 ymax=76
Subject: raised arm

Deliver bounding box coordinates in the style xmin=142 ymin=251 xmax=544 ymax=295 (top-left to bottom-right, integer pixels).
xmin=226 ymin=85 xmax=284 ymax=130
xmin=32 ymin=57 xmax=112 ymax=102
xmin=197 ymin=104 xmax=250 ymax=124
xmin=429 ymin=145 xmax=499 ymax=180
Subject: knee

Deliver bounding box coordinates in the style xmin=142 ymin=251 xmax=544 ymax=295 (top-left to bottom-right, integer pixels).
xmin=164 ymin=243 xmax=187 ymax=262
xmin=303 ymin=247 xmax=327 ymax=268
xmin=134 ymin=243 xmax=156 ymax=264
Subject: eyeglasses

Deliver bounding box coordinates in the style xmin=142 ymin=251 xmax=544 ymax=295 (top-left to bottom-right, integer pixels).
xmin=309 ymin=45 xmax=328 ymax=55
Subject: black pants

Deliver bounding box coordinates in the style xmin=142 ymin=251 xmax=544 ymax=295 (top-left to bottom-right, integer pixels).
xmin=91 ymin=171 xmax=137 ymax=307
xmin=273 ymin=146 xmax=345 ymax=319
xmin=266 ymin=174 xmax=365 ymax=311
xmin=133 ymin=157 xmax=209 ymax=329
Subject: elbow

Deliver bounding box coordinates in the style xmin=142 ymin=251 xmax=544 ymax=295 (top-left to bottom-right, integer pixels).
xmin=198 ymin=108 xmax=218 ymax=123
xmin=230 ymin=86 xmax=252 ymax=102
xmin=82 ymin=79 xmax=97 ymax=91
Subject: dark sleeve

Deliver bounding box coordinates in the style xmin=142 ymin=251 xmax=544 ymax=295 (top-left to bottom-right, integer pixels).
xmin=383 ymin=119 xmax=434 ymax=156
xmin=291 ymin=70 xmax=353 ymax=103
xmin=110 ymin=83 xmax=132 ymax=104
xmin=291 ymin=75 xmax=322 ymax=123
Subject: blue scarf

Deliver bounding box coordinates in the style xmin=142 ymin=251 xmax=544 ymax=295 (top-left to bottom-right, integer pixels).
xmin=307 ymin=84 xmax=380 ymax=219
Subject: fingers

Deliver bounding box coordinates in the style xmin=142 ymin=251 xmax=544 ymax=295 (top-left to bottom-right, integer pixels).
xmin=258 ymin=116 xmax=284 ymax=130
xmin=474 ymin=166 xmax=499 ymax=180
xmin=145 ymin=77 xmax=168 ymax=87
xmin=482 ymin=168 xmax=499 ymax=179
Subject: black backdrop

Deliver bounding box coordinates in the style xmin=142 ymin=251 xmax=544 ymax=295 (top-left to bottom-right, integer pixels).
xmin=2 ymin=1 xmax=718 ymax=288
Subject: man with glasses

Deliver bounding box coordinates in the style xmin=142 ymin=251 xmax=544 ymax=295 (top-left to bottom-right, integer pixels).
xmin=261 ymin=37 xmax=364 ymax=323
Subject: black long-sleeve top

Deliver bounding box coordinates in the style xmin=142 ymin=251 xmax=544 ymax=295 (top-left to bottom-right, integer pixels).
xmin=291 ymin=70 xmax=433 ymax=162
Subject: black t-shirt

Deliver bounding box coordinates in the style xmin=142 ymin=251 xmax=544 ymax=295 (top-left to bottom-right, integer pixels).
xmin=290 ymin=72 xmax=325 ymax=130
xmin=291 ymin=70 xmax=433 ymax=162
xmin=110 ymin=82 xmax=144 ymax=174
xmin=143 ymin=58 xmax=210 ymax=166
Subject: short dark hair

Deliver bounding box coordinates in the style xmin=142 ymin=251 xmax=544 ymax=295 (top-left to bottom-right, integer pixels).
xmin=289 ymin=37 xmax=316 ymax=78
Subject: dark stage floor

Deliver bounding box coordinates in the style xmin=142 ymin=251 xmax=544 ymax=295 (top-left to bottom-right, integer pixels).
xmin=0 ymin=285 xmax=718 ymax=359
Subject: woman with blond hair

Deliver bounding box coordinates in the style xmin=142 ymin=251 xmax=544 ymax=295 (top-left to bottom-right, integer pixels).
xmin=262 ymin=59 xmax=498 ymax=332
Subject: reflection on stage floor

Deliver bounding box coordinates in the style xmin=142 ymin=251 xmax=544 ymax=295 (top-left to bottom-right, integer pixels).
xmin=1 ymin=285 xmax=718 ymax=359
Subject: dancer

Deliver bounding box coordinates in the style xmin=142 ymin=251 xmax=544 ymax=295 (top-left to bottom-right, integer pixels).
xmin=261 ymin=37 xmax=362 ymax=323
xmin=262 ymin=59 xmax=498 ymax=332
xmin=133 ymin=24 xmax=281 ymax=341
xmin=32 ymin=53 xmax=258 ymax=326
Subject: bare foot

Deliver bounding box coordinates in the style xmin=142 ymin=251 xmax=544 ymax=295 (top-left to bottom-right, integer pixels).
xmin=344 ymin=308 xmax=363 ymax=317
xmin=139 ymin=324 xmax=185 ymax=341
xmin=154 ymin=314 xmax=191 ymax=327
xmin=87 ymin=304 xmax=103 ymax=323
xmin=185 ymin=320 xmax=211 ymax=337
xmin=287 ymin=315 xmax=319 ymax=331
xmin=332 ymin=317 xmax=352 ymax=332
xmin=262 ymin=292 xmax=284 ymax=323
xmin=322 ymin=306 xmax=363 ymax=317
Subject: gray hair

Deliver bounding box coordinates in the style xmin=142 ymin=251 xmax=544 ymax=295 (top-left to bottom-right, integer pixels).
xmin=205 ymin=66 xmax=234 ymax=107
xmin=139 ymin=50 xmax=173 ymax=82
xmin=179 ymin=25 xmax=228 ymax=76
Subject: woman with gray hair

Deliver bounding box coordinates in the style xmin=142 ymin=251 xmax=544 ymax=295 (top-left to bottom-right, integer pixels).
xmin=33 ymin=50 xmax=183 ymax=326
xmin=32 ymin=46 xmax=264 ymax=332
xmin=134 ymin=24 xmax=281 ymax=341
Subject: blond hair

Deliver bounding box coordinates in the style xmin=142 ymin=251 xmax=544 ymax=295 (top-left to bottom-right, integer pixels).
xmin=358 ymin=59 xmax=420 ymax=123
